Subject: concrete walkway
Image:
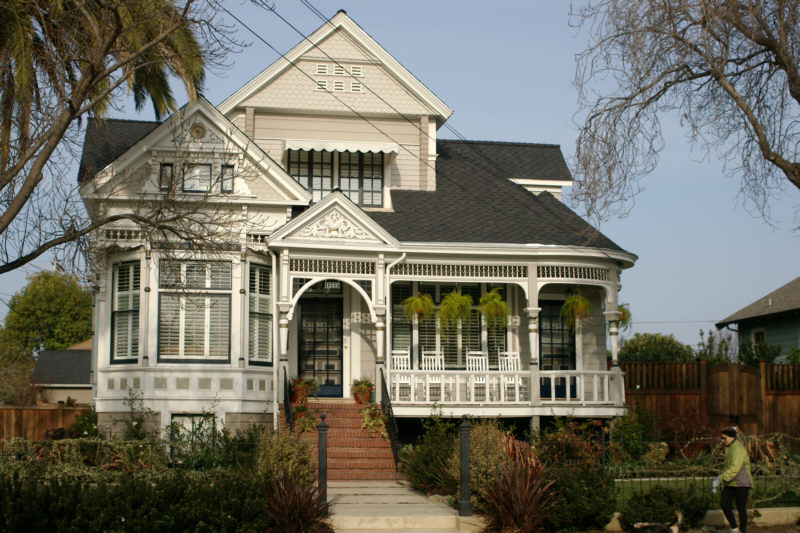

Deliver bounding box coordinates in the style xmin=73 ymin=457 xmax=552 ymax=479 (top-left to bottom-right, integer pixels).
xmin=327 ymin=481 xmax=481 ymax=532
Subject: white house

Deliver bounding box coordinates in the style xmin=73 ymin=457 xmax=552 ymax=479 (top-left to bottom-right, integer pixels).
xmin=79 ymin=11 xmax=636 ymax=436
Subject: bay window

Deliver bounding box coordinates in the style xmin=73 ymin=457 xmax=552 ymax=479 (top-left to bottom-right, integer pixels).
xmin=158 ymin=260 xmax=231 ymax=361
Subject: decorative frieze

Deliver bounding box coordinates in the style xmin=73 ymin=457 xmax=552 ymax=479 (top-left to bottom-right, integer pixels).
xmin=537 ymin=265 xmax=608 ymax=281
xmin=290 ymin=259 xmax=375 ymax=275
xmin=393 ymin=263 xmax=527 ymax=279
xmin=297 ymin=211 xmax=370 ymax=240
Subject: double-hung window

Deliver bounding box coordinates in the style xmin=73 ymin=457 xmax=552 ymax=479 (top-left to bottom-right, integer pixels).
xmin=249 ymin=265 xmax=272 ymax=364
xmin=287 ymin=150 xmax=332 ymax=202
xmin=339 ymin=151 xmax=383 ymax=207
xmin=111 ymin=262 xmax=140 ymax=363
xmin=182 ymin=163 xmax=212 ymax=192
xmin=158 ymin=260 xmax=231 ymax=361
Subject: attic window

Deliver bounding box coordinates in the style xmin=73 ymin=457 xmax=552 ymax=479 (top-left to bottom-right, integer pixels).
xmin=333 ymin=80 xmax=345 ymax=92
xmin=316 ymin=80 xmax=327 ymax=91
xmin=316 ymin=64 xmax=328 ymax=75
xmin=350 ymin=65 xmax=363 ymax=77
xmin=334 ymin=64 xmax=346 ymax=76
xmin=182 ymin=163 xmax=211 ymax=192
xmin=159 ymin=163 xmax=173 ymax=191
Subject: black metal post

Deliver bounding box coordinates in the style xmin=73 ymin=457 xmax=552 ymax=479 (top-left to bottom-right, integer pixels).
xmin=317 ymin=413 xmax=328 ymax=502
xmin=458 ymin=415 xmax=471 ymax=517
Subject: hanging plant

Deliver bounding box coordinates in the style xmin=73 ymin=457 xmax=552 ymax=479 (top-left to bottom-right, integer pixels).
xmin=479 ymin=287 xmax=509 ymax=334
xmin=439 ymin=290 xmax=473 ymax=336
xmin=617 ymin=303 xmax=631 ymax=331
xmin=403 ymin=293 xmax=434 ymax=321
xmin=560 ymin=290 xmax=591 ymax=332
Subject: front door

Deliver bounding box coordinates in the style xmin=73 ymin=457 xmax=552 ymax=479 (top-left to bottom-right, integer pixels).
xmin=299 ymin=297 xmax=343 ymax=397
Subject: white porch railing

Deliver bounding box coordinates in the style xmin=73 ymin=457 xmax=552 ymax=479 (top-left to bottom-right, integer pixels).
xmin=387 ymin=369 xmax=624 ymax=406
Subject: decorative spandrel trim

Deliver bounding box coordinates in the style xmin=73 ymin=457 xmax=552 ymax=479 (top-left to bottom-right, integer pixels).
xmin=296 ymin=211 xmax=371 ymax=240
xmin=537 ymin=265 xmax=609 ymax=281
xmin=393 ymin=263 xmax=527 ymax=279
xmin=291 ymin=259 xmax=375 ymax=275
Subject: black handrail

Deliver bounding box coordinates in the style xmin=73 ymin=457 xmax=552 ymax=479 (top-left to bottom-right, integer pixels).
xmin=283 ymin=367 xmax=293 ymax=431
xmin=379 ymin=368 xmax=400 ymax=468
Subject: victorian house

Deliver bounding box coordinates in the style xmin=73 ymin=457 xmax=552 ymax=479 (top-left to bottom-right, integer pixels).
xmin=79 ymin=11 xmax=636 ymax=436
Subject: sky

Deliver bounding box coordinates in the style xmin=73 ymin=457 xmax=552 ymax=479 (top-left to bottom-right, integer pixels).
xmin=1 ymin=1 xmax=799 ymax=349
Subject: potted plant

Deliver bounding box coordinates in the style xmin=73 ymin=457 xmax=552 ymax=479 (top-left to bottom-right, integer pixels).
xmin=439 ymin=290 xmax=473 ymax=337
xmin=359 ymin=404 xmax=387 ymax=437
xmin=617 ymin=303 xmax=631 ymax=331
xmin=403 ymin=293 xmax=434 ymax=322
xmin=290 ymin=376 xmax=319 ymax=404
xmin=352 ymin=376 xmax=374 ymax=404
xmin=560 ymin=290 xmax=591 ymax=332
xmin=291 ymin=404 xmax=317 ymax=433
xmin=478 ymin=287 xmax=509 ymax=334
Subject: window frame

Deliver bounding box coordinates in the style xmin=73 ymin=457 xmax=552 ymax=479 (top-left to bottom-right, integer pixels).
xmin=159 ymin=163 xmax=173 ymax=191
xmin=182 ymin=163 xmax=212 ymax=193
xmin=287 ymin=149 xmax=333 ymax=202
xmin=220 ymin=164 xmax=234 ymax=193
xmin=111 ymin=261 xmax=140 ymax=364
xmin=157 ymin=260 xmax=232 ymax=363
xmin=538 ymin=300 xmax=576 ymax=371
xmin=248 ymin=264 xmax=273 ymax=366
xmin=338 ymin=151 xmax=384 ymax=207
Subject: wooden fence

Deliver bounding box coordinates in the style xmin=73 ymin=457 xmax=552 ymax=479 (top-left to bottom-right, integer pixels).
xmin=621 ymin=361 xmax=800 ymax=435
xmin=0 ymin=405 xmax=86 ymax=440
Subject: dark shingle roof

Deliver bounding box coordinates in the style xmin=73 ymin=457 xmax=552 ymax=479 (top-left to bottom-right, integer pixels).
xmin=716 ymin=276 xmax=800 ymax=328
xmin=78 ymin=118 xmax=160 ymax=182
xmin=31 ymin=350 xmax=91 ymax=386
xmin=369 ymin=140 xmax=625 ymax=251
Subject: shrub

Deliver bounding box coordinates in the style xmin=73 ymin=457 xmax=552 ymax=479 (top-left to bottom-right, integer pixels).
xmin=543 ymin=466 xmax=617 ymax=532
xmin=534 ymin=418 xmax=604 ymax=466
xmin=263 ymin=472 xmax=333 ymax=533
xmin=69 ymin=407 xmax=99 ymax=438
xmin=609 ymin=405 xmax=656 ymax=461
xmin=479 ymin=459 xmax=555 ymax=533
xmin=401 ymin=417 xmax=457 ymax=495
xmin=255 ymin=427 xmax=314 ymax=484
xmin=619 ymin=333 xmax=694 ymax=363
xmin=618 ymin=484 xmax=710 ymax=532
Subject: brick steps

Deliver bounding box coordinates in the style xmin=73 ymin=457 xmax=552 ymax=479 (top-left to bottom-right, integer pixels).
xmin=281 ymin=400 xmax=402 ymax=481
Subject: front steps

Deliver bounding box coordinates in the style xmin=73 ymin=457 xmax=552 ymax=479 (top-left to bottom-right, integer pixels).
xmin=328 ymin=481 xmax=464 ymax=532
xmin=282 ymin=400 xmax=403 ymax=481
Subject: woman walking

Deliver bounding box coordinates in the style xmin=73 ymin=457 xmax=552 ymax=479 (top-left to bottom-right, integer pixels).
xmin=714 ymin=426 xmax=753 ymax=533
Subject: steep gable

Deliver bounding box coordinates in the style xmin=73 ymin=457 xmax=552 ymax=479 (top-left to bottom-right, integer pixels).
xmin=218 ymin=11 xmax=451 ymax=122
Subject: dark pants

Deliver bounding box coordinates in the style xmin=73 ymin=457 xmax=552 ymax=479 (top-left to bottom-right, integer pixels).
xmin=721 ymin=486 xmax=750 ymax=532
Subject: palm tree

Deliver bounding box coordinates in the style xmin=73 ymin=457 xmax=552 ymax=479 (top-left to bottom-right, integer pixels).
xmin=0 ymin=0 xmax=218 ymax=273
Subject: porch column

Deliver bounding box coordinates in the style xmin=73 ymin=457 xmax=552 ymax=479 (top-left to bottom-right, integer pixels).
xmin=278 ymin=312 xmax=290 ymax=399
xmin=525 ymin=307 xmax=541 ymax=406
xmin=604 ymin=311 xmax=621 ymax=367
xmin=375 ymin=319 xmax=385 ymax=402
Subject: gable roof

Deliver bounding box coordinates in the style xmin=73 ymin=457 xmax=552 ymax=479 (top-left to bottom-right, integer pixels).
xmin=78 ymin=118 xmax=159 ymax=183
xmin=716 ymin=276 xmax=800 ymax=328
xmin=217 ymin=11 xmax=452 ymax=122
xmin=31 ymin=350 xmax=91 ymax=386
xmin=368 ymin=139 xmax=628 ymax=254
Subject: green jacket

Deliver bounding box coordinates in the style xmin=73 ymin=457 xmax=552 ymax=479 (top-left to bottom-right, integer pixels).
xmin=721 ymin=438 xmax=753 ymax=487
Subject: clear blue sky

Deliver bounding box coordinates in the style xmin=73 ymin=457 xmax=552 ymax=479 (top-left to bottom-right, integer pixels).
xmin=2 ymin=1 xmax=798 ymax=349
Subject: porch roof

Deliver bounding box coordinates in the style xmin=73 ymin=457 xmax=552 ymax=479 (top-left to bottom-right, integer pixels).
xmin=369 ymin=140 xmax=628 ymax=252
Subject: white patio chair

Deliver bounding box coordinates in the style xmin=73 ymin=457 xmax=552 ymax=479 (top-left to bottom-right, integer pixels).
xmin=390 ymin=348 xmax=413 ymax=401
xmin=466 ymin=350 xmax=489 ymax=401
xmin=421 ymin=349 xmax=446 ymax=401
xmin=499 ymin=351 xmax=522 ymax=401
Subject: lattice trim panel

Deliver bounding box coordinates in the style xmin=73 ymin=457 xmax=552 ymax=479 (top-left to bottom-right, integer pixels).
xmin=290 ymin=258 xmax=375 ymax=275
xmin=537 ymin=265 xmax=608 ymax=281
xmin=393 ymin=263 xmax=527 ymax=279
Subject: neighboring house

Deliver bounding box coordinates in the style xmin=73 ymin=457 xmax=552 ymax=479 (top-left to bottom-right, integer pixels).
xmin=79 ymin=11 xmax=636 ymax=435
xmin=716 ymin=276 xmax=800 ymax=359
xmin=31 ymin=341 xmax=92 ymax=405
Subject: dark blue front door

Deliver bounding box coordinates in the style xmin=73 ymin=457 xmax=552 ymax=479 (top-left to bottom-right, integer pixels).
xmin=299 ymin=297 xmax=343 ymax=397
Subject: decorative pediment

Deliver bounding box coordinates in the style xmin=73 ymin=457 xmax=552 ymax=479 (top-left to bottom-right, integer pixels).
xmin=270 ymin=191 xmax=398 ymax=249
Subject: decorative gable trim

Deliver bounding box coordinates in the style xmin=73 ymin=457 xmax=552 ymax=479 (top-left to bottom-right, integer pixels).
xmin=269 ymin=190 xmax=399 ymax=248
xmin=217 ymin=11 xmax=452 ymax=122
xmin=80 ymin=98 xmax=311 ymax=204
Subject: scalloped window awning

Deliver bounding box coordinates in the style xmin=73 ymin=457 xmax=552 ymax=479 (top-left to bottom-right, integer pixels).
xmin=284 ymin=139 xmax=400 ymax=153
